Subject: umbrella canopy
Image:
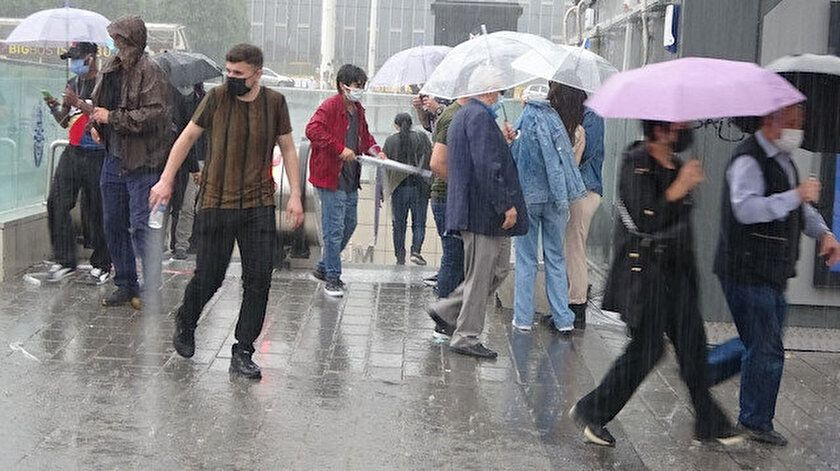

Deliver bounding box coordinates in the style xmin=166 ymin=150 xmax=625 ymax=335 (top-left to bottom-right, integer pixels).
xmin=512 ymin=45 xmax=618 ymax=93
xmin=419 ymin=31 xmax=566 ymax=100
xmin=767 ymin=54 xmax=840 ymax=153
xmin=368 ymin=45 xmax=452 ymax=89
xmin=153 ymin=51 xmax=223 ymax=88
xmin=585 ymin=57 xmax=806 ymax=122
xmin=766 ymin=53 xmax=840 ymax=76
xmin=2 ymin=7 xmax=111 ymax=45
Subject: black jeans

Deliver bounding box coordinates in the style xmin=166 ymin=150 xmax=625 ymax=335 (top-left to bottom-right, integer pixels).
xmin=167 ymin=167 xmax=190 ymax=251
xmin=176 ymin=207 xmax=276 ymax=352
xmin=47 ymin=146 xmax=111 ymax=270
xmin=576 ymin=261 xmax=733 ymax=438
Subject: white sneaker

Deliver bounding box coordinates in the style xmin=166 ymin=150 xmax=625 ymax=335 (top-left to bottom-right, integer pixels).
xmin=46 ymin=264 xmax=76 ymax=283
xmin=89 ymin=268 xmax=111 ymax=286
xmin=511 ymin=320 xmax=532 ymax=332
xmin=558 ymin=325 xmax=575 ymax=334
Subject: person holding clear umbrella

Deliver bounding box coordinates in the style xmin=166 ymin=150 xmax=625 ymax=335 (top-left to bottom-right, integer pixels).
xmin=426 ymin=65 xmax=528 ymax=359
xmin=510 ymin=82 xmax=586 ymax=333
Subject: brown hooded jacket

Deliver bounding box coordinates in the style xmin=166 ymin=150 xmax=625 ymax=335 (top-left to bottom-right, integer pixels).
xmin=92 ymin=16 xmax=173 ymax=171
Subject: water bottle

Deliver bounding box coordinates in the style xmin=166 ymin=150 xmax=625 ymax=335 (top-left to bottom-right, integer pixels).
xmin=148 ymin=203 xmax=166 ymax=229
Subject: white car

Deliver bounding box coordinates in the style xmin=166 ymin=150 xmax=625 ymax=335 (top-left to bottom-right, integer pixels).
xmin=523 ymin=83 xmax=550 ymax=99
xmin=260 ymin=67 xmax=295 ymax=87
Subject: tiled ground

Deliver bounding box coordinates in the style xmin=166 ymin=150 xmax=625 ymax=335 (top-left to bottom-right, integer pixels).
xmin=2 ymin=262 xmax=840 ymax=470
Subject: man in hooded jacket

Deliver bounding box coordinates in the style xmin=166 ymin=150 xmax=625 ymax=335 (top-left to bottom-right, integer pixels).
xmin=90 ymin=16 xmax=173 ymax=308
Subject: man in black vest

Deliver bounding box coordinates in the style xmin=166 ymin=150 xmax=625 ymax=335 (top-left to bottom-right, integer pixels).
xmin=712 ymin=104 xmax=840 ymax=446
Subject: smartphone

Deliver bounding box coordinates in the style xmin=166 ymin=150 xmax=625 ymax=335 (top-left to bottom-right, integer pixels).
xmin=40 ymin=89 xmax=55 ymax=100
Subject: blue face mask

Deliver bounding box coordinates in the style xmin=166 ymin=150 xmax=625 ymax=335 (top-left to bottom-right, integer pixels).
xmin=70 ymin=58 xmax=89 ymax=75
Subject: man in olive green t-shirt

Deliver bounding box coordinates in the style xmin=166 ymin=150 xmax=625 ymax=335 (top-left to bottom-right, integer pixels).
xmin=428 ymin=99 xmax=467 ymax=299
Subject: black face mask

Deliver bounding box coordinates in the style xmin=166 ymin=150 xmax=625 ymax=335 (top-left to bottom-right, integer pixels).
xmin=673 ymin=128 xmax=694 ymax=153
xmin=227 ymin=76 xmax=252 ymax=97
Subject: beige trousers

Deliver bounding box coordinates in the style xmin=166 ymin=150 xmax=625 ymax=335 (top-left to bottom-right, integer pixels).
xmin=430 ymin=232 xmax=511 ymax=348
xmin=565 ymin=191 xmax=601 ymax=304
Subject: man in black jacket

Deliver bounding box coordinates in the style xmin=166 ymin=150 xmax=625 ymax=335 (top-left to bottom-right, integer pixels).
xmin=709 ymin=105 xmax=840 ymax=446
xmin=570 ymin=121 xmax=741 ymax=447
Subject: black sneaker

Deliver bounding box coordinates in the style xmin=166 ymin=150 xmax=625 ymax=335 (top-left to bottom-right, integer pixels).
xmin=449 ymin=343 xmax=498 ymax=359
xmin=570 ymin=404 xmax=616 ymax=447
xmin=230 ymin=345 xmax=261 ymax=379
xmin=427 ymin=308 xmax=455 ymax=339
xmin=312 ymin=267 xmax=327 ymax=282
xmin=410 ymin=252 xmax=427 ymax=266
xmin=101 ymin=287 xmax=139 ymax=307
xmin=46 ymin=264 xmax=76 ymax=283
xmin=738 ymin=424 xmax=788 ymax=446
xmin=172 ymin=321 xmax=196 ymax=358
xmin=324 ymin=279 xmax=345 ymax=297
xmin=172 ymin=248 xmax=188 ymax=260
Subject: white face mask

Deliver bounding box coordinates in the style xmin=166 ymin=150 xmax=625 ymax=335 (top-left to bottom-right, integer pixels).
xmin=344 ymin=85 xmax=364 ymax=102
xmin=774 ymin=128 xmax=804 ymax=153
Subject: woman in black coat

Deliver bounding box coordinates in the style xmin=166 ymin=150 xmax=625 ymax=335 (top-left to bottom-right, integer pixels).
xmin=569 ymin=120 xmax=741 ymax=447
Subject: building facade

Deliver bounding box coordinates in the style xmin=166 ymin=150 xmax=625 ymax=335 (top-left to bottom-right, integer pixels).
xmin=249 ymin=0 xmax=575 ymax=75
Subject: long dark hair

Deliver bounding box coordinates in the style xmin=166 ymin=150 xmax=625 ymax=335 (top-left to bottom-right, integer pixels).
xmin=548 ymin=81 xmax=587 ymax=138
xmin=394 ymin=112 xmax=413 ymax=163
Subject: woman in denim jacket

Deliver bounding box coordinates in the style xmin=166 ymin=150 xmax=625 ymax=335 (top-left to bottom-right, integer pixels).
xmin=511 ymin=82 xmax=587 ymax=332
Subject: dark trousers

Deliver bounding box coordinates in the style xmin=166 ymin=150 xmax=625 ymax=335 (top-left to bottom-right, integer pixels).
xmin=431 ymin=199 xmax=464 ymax=298
xmin=100 ymin=155 xmax=162 ymax=293
xmin=47 ymin=146 xmax=111 ymax=270
xmin=708 ymin=279 xmax=787 ymax=432
xmin=176 ymin=207 xmax=276 ymax=352
xmin=391 ymin=182 xmax=429 ymax=262
xmin=166 ymin=167 xmax=190 ymax=251
xmin=576 ymin=266 xmax=732 ymax=438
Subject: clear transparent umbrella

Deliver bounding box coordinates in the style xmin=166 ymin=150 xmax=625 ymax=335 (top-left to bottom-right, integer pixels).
xmin=419 ymin=31 xmax=567 ymax=99
xmin=368 ymin=45 xmax=452 ymax=89
xmin=511 ymin=45 xmax=618 ymax=93
xmin=1 ymin=7 xmax=111 ymax=45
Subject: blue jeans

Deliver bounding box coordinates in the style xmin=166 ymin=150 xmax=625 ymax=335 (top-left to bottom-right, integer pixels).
xmin=391 ymin=182 xmax=429 ymax=262
xmin=317 ymin=188 xmax=358 ymax=281
xmin=431 ymin=199 xmax=464 ymax=298
xmin=100 ymin=155 xmax=162 ymax=293
xmin=714 ymin=279 xmax=787 ymax=432
xmin=513 ymin=202 xmax=574 ymax=328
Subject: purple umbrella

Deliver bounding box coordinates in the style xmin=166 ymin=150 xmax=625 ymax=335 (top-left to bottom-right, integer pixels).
xmin=585 ymin=57 xmax=806 ymax=122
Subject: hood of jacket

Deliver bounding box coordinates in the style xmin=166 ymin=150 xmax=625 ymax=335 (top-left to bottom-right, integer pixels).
xmin=105 ymin=16 xmax=147 ymax=71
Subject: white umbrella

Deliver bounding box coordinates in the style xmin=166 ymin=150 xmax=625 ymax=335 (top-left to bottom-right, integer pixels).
xmin=512 ymin=45 xmax=618 ymax=93
xmin=420 ymin=31 xmax=568 ymax=100
xmin=766 ymin=53 xmax=840 ymax=76
xmin=368 ymin=45 xmax=452 ymax=89
xmin=2 ymin=7 xmax=111 ymax=45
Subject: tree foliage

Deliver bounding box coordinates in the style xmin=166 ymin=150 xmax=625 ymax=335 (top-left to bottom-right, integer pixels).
xmin=2 ymin=0 xmax=250 ymax=62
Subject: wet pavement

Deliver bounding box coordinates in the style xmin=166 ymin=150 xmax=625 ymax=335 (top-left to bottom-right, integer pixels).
xmin=2 ymin=262 xmax=840 ymax=470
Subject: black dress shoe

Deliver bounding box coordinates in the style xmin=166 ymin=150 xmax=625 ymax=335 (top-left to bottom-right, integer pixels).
xmin=427 ymin=309 xmax=455 ymax=338
xmin=570 ymin=404 xmax=616 ymax=447
xmin=172 ymin=322 xmax=195 ymax=358
xmin=230 ymin=345 xmax=262 ymax=379
xmin=694 ymin=426 xmax=745 ymax=446
xmin=449 ymin=343 xmax=498 ymax=359
xmin=739 ymin=424 xmax=788 ymax=446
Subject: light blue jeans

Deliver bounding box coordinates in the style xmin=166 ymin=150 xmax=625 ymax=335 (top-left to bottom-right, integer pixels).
xmin=513 ymin=201 xmax=574 ymax=329
xmin=316 ymin=188 xmax=358 ymax=281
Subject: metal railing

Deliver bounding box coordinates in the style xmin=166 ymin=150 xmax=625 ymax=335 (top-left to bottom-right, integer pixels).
xmin=45 ymin=139 xmax=69 ymax=200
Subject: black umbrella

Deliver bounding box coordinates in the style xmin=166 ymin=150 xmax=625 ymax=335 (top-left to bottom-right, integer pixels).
xmin=153 ymin=51 xmax=223 ymax=89
xmin=767 ymin=54 xmax=840 ymax=153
